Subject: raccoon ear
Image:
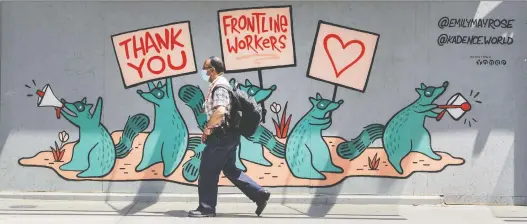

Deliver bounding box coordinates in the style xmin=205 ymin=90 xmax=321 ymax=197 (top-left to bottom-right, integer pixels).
xmin=420 ymin=83 xmax=427 ymax=89
xmin=316 ymin=93 xmax=322 ymax=100
xmin=415 ymin=88 xmax=423 ymax=94
xmin=245 ymin=79 xmax=252 ymax=86
xmin=309 ymin=97 xmax=317 ymax=105
xmin=157 ymin=81 xmax=163 ymax=88
xmin=85 ymin=104 xmax=93 ymax=110
xmin=81 ymin=97 xmax=87 ymax=104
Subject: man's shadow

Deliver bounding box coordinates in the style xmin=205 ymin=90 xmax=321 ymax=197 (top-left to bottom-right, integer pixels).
xmin=116 ymin=180 xmax=167 ymax=215
xmin=104 ymin=158 xmax=167 ymax=215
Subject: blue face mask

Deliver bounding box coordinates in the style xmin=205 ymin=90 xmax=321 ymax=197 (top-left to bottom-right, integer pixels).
xmin=200 ymin=69 xmax=209 ymax=82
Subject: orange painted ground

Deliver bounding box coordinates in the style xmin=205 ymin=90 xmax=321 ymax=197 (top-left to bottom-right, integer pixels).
xmin=19 ymin=131 xmax=465 ymax=187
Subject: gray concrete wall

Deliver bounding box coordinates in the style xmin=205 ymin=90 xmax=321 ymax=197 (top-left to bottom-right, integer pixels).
xmin=0 ymin=1 xmax=526 ymax=204
xmin=0 ymin=2 xmax=2 ymax=131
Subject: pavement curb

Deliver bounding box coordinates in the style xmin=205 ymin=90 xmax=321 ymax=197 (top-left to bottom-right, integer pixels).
xmin=0 ymin=192 xmax=443 ymax=205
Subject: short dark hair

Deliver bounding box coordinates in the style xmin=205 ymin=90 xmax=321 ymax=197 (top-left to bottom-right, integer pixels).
xmin=209 ymin=56 xmax=225 ymax=73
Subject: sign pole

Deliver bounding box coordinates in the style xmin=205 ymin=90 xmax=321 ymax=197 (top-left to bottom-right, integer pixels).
xmin=258 ymin=69 xmax=266 ymax=123
xmin=329 ymin=85 xmax=338 ymax=118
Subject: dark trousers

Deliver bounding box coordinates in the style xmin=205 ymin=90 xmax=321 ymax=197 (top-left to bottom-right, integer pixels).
xmin=198 ymin=130 xmax=267 ymax=213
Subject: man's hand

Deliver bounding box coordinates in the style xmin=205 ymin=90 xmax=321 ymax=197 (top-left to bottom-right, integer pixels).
xmin=202 ymin=105 xmax=225 ymax=144
xmin=201 ymin=127 xmax=212 ymax=143
xmin=201 ymin=133 xmax=207 ymax=143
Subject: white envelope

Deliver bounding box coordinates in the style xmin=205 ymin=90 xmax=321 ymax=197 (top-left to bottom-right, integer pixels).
xmin=445 ymin=93 xmax=468 ymax=121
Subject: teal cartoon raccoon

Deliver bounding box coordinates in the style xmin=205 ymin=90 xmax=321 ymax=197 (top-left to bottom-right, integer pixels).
xmin=285 ymin=93 xmax=344 ymax=180
xmin=337 ymin=81 xmax=449 ymax=174
xmin=59 ymin=97 xmax=149 ymax=178
xmin=135 ymin=78 xmax=189 ymax=177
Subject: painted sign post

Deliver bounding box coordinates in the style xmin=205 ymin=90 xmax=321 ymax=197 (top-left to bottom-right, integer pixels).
xmin=218 ymin=5 xmax=296 ymax=122
xmin=306 ymin=20 xmax=380 ymax=116
xmin=111 ymin=21 xmax=197 ymax=88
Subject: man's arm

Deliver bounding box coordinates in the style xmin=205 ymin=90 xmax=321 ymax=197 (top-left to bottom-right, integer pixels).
xmin=205 ymin=87 xmax=230 ymax=130
xmin=206 ymin=106 xmax=226 ymax=129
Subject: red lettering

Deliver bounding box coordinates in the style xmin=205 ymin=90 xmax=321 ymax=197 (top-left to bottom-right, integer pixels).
xmin=254 ymin=35 xmax=264 ymax=51
xmin=224 ymin=34 xmax=287 ymax=54
xmin=278 ymin=35 xmax=287 ymax=49
xmin=246 ymin=16 xmax=255 ymax=32
xmin=244 ymin=35 xmax=258 ymax=53
xmin=132 ymin=36 xmax=146 ymax=59
xmin=231 ymin=18 xmax=238 ymax=34
xmin=155 ymin=29 xmax=169 ymax=50
xmin=280 ymin=15 xmax=288 ymax=32
xmin=262 ymin=38 xmax=270 ymax=48
xmin=170 ymin=28 xmax=184 ymax=49
xmin=126 ymin=52 xmax=187 ymax=79
xmin=238 ymin=37 xmax=246 ymax=50
xmin=223 ymin=15 xmax=233 ymax=36
xmin=269 ymin=36 xmax=281 ymax=52
xmin=120 ymin=27 xmax=190 ymax=79
xmin=127 ymin=59 xmax=145 ymax=78
xmin=272 ymin=15 xmax=281 ymax=33
xmin=262 ymin=17 xmax=268 ymax=33
xmin=239 ymin=15 xmax=247 ymax=30
xmin=269 ymin=16 xmax=276 ymax=32
xmin=226 ymin=37 xmax=238 ymax=53
xmin=222 ymin=12 xmax=290 ymax=35
xmin=145 ymin=32 xmax=160 ymax=54
xmin=119 ymin=38 xmax=132 ymax=59
xmin=220 ymin=12 xmax=291 ymax=54
xmin=167 ymin=51 xmax=187 ymax=70
xmin=147 ymin=56 xmax=165 ymax=75
xmin=253 ymin=12 xmax=265 ymax=34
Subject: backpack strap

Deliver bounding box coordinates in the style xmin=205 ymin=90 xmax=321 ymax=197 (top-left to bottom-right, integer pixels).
xmin=210 ymin=84 xmax=240 ymax=131
xmin=210 ymin=84 xmax=242 ymax=111
xmin=211 ymin=84 xmax=233 ymax=100
xmin=212 ymin=83 xmax=242 ymax=109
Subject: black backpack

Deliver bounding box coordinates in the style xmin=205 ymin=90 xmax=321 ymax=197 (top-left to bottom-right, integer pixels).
xmin=212 ymin=82 xmax=262 ymax=138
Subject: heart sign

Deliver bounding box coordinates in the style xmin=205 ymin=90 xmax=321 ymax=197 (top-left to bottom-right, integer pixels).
xmin=323 ymin=34 xmax=365 ymax=78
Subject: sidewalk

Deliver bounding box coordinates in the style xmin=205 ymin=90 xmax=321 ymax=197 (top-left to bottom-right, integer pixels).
xmin=0 ymin=199 xmax=526 ymax=224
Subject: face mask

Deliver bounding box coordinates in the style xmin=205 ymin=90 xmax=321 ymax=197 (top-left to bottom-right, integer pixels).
xmin=200 ymin=69 xmax=209 ymax=82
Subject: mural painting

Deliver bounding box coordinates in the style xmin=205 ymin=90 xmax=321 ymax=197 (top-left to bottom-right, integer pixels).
xmin=18 ymin=5 xmax=476 ymax=187
xmin=217 ymin=5 xmax=296 ymax=123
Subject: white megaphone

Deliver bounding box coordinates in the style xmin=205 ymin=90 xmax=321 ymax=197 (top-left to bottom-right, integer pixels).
xmin=36 ymin=84 xmax=63 ymax=119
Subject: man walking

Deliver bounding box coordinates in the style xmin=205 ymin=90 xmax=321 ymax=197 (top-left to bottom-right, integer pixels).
xmin=188 ymin=56 xmax=271 ymax=218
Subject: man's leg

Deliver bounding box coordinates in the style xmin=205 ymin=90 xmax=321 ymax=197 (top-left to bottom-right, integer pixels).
xmin=189 ymin=137 xmax=229 ymax=217
xmin=222 ymin=139 xmax=271 ymax=216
